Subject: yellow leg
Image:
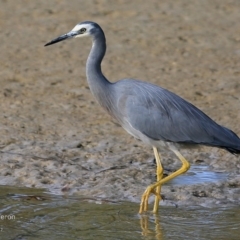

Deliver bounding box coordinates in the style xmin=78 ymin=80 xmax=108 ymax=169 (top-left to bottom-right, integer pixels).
xmin=139 ymin=148 xmax=190 ymax=214
xmin=153 ymin=147 xmax=163 ymax=214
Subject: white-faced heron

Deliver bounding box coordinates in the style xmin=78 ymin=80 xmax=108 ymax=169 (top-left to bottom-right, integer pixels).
xmin=45 ymin=21 xmax=240 ymax=214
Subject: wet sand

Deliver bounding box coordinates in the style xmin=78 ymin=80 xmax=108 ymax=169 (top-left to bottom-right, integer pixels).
xmin=0 ymin=0 xmax=240 ymax=207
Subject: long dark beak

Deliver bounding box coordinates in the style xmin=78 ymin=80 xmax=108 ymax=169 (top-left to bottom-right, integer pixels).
xmin=44 ymin=31 xmax=77 ymax=46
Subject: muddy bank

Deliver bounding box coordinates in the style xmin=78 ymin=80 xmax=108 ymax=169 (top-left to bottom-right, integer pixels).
xmin=0 ymin=0 xmax=239 ymax=207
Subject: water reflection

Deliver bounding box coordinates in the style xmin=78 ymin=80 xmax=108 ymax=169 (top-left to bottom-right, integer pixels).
xmin=140 ymin=214 xmax=163 ymax=240
xmin=0 ymin=185 xmax=240 ymax=240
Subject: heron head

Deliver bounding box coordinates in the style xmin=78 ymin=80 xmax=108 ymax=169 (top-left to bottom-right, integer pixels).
xmin=45 ymin=21 xmax=101 ymax=46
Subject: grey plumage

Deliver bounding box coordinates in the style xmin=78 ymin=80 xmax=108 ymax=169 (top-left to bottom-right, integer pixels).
xmin=112 ymin=79 xmax=240 ymax=153
xmin=45 ymin=21 xmax=240 ymax=213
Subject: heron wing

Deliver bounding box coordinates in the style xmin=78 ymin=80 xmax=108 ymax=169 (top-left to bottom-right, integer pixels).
xmin=115 ymin=79 xmax=239 ymax=150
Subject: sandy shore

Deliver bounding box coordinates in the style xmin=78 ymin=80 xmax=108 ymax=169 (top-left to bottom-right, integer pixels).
xmin=0 ymin=0 xmax=239 ymax=207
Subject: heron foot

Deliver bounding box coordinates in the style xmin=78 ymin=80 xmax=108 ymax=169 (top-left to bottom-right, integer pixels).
xmin=139 ymin=185 xmax=162 ymax=214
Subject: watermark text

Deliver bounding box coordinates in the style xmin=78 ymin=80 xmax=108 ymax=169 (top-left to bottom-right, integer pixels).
xmin=0 ymin=215 xmax=15 ymax=220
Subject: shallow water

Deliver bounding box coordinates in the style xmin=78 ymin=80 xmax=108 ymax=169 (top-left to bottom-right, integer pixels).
xmin=168 ymin=165 xmax=228 ymax=186
xmin=0 ymin=185 xmax=240 ymax=240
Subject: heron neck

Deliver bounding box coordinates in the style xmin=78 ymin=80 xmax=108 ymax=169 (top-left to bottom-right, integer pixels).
xmin=85 ymin=32 xmax=115 ymax=115
xmin=86 ymin=33 xmax=109 ymax=97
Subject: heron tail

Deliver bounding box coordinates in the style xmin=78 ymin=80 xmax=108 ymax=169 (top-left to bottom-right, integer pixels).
xmin=219 ymin=127 xmax=240 ymax=154
xmin=225 ymin=147 xmax=240 ymax=154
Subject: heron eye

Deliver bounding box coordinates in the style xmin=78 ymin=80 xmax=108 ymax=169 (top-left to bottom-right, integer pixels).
xmin=79 ymin=28 xmax=86 ymax=33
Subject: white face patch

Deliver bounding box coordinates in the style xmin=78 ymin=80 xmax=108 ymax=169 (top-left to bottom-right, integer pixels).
xmin=71 ymin=23 xmax=94 ymax=38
